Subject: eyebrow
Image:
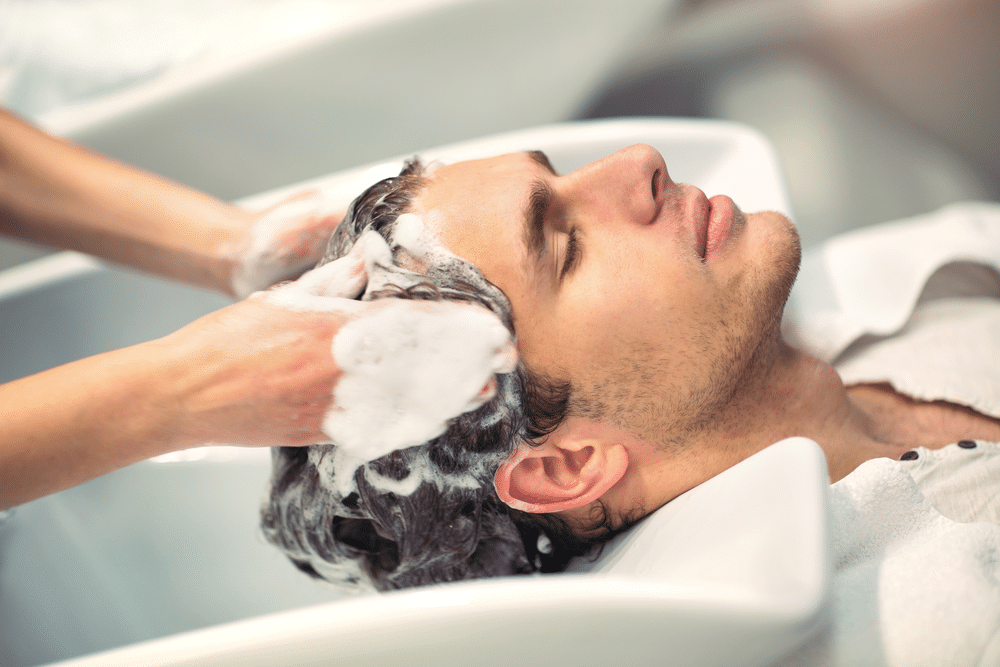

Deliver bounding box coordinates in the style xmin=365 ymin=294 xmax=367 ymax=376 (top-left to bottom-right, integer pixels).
xmin=523 ymin=178 xmax=554 ymax=271
xmin=521 ymin=151 xmax=558 ymax=271
xmin=526 ymin=150 xmax=558 ymax=175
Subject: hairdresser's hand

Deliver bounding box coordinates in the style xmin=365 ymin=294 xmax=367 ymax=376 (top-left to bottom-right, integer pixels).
xmin=155 ymin=235 xmax=371 ymax=449
xmin=0 ymin=292 xmax=357 ymax=509
xmin=160 ymin=232 xmax=517 ymax=452
xmin=225 ymin=191 xmax=344 ymax=299
xmin=246 ymin=231 xmax=518 ymax=452
xmin=0 ymin=234 xmax=517 ymax=508
xmin=0 ymin=241 xmax=367 ymax=509
xmin=152 ymin=298 xmax=350 ymax=448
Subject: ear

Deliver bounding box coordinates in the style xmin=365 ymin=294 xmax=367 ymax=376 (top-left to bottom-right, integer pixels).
xmin=493 ymin=430 xmax=628 ymax=513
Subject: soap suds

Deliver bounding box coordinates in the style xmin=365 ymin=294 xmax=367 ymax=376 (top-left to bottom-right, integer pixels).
xmin=393 ymin=212 xmax=449 ymax=263
xmin=310 ymin=445 xmax=362 ymax=499
xmin=310 ymin=438 xmax=507 ymax=499
xmin=259 ymin=218 xmax=518 ymax=498
xmin=255 ymin=231 xmax=383 ymax=312
xmin=232 ymin=191 xmax=342 ymax=298
xmin=422 ymin=159 xmax=445 ymax=176
xmin=325 ymin=299 xmax=516 ymax=461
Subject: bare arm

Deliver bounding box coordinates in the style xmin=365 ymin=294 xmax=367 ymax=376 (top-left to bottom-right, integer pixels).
xmin=0 ymin=237 xmax=518 ymax=510
xmin=0 ymin=108 xmax=339 ymax=298
xmin=0 ymin=296 xmax=349 ymax=510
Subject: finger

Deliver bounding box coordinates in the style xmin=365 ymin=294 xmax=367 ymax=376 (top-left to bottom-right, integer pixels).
xmin=289 ymin=244 xmax=369 ymax=299
xmin=232 ymin=192 xmax=342 ymax=298
xmin=491 ymin=339 xmax=519 ymax=374
xmin=322 ymin=299 xmax=516 ymax=460
xmin=253 ymin=233 xmax=386 ymax=313
xmin=355 ymin=229 xmax=394 ymax=275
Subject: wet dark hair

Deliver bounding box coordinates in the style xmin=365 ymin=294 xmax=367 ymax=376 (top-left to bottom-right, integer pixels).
xmin=260 ymin=159 xmax=635 ymax=591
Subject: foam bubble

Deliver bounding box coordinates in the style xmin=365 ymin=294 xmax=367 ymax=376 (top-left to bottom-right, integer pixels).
xmin=232 ymin=192 xmax=341 ymax=298
xmin=256 ymin=231 xmax=383 ymax=312
xmin=422 ymin=160 xmax=446 ymax=176
xmin=358 ymin=446 xmax=501 ymax=497
xmin=392 ymin=212 xmax=451 ymax=263
xmin=324 ymin=299 xmax=516 ymax=463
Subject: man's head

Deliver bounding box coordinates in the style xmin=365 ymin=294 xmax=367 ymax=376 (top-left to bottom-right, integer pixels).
xmin=415 ymin=144 xmax=801 ymax=520
xmin=262 ymin=145 xmax=801 ymax=590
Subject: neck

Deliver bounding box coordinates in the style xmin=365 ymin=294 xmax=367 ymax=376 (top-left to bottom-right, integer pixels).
xmin=635 ymin=336 xmax=999 ymax=511
xmin=740 ymin=342 xmax=913 ymax=481
xmin=676 ymin=340 xmax=909 ymax=485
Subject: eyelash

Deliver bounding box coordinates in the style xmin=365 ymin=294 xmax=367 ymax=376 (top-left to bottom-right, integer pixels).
xmin=560 ymin=227 xmax=580 ymax=280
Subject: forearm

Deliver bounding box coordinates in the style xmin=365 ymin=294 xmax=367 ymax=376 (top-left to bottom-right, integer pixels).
xmin=0 ymin=341 xmax=181 ymax=510
xmin=0 ymin=108 xmax=251 ymax=295
xmin=0 ymin=291 xmax=349 ymax=510
xmin=0 ymin=241 xmax=518 ymax=509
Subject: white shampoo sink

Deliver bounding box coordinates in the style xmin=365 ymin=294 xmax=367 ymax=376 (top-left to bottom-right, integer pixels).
xmin=0 ymin=119 xmax=814 ymax=667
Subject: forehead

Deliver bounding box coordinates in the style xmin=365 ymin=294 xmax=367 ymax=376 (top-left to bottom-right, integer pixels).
xmin=412 ymin=152 xmax=544 ymax=297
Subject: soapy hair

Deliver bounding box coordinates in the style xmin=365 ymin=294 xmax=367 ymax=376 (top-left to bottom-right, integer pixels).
xmin=260 ymin=160 xmax=625 ymax=591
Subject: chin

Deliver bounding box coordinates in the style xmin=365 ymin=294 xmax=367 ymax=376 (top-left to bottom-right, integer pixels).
xmin=747 ymin=210 xmax=800 ymax=274
xmin=742 ymin=210 xmax=802 ymax=338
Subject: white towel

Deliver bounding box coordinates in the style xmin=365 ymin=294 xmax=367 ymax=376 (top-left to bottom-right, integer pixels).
xmin=779 ymin=457 xmax=1000 ymax=667
xmin=782 ymin=201 xmax=1000 ymax=364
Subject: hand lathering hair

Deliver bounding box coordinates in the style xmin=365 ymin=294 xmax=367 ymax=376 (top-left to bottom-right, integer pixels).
xmin=260 ymin=159 xmax=627 ymax=591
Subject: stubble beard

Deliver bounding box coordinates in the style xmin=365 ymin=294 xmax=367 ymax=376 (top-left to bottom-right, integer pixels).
xmin=575 ymin=215 xmax=802 ymax=453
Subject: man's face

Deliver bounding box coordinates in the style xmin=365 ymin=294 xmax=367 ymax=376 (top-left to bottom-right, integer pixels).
xmin=414 ymin=145 xmax=800 ymax=450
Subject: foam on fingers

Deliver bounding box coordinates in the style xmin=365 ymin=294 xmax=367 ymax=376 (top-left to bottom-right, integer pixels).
xmin=231 ymin=191 xmax=342 ymax=298
xmin=260 ymin=216 xmax=519 ymax=498
xmin=325 ymin=299 xmax=516 ymax=463
xmin=254 ymin=231 xmax=386 ymax=312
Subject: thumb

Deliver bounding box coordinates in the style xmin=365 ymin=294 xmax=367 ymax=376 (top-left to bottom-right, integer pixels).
xmin=251 ymin=232 xmax=389 ymax=313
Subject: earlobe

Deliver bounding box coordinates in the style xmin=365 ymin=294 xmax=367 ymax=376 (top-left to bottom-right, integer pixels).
xmin=493 ymin=436 xmax=628 ymax=513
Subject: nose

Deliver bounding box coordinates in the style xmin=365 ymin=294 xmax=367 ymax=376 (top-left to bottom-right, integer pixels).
xmin=563 ymin=144 xmax=670 ymax=227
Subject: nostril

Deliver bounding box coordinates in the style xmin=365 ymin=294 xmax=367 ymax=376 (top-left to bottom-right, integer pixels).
xmin=651 ymin=169 xmax=660 ymax=200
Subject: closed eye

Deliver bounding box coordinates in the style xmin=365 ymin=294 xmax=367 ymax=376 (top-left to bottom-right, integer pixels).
xmin=559 ymin=227 xmax=581 ymax=281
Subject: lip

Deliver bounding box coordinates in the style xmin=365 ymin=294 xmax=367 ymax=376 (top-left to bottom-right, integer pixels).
xmin=704 ymin=194 xmax=735 ymax=262
xmin=675 ymin=186 xmax=738 ymax=262
xmin=688 ymin=187 xmax=710 ymax=260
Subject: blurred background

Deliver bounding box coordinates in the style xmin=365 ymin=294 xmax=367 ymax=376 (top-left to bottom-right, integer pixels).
xmin=1 ymin=0 xmax=997 ymax=268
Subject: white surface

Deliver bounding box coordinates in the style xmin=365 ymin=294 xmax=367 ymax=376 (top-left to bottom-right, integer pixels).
xmin=240 ymin=117 xmax=793 ymax=218
xmin=34 ymin=0 xmax=678 ymax=201
xmin=0 ymin=119 xmax=803 ymax=667
xmin=0 ymin=1 xmax=435 ymax=118
xmin=38 ymin=438 xmax=830 ymax=667
xmin=780 ymin=452 xmax=1000 ymax=666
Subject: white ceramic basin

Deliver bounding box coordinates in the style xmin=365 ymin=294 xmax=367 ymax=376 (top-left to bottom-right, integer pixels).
xmin=0 ymin=119 xmax=810 ymax=667
xmin=34 ymin=438 xmax=830 ymax=667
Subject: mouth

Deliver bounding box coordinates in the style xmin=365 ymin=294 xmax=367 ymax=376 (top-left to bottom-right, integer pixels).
xmin=689 ymin=187 xmax=710 ymax=260
xmin=689 ymin=187 xmax=736 ymax=263
xmin=705 ymin=194 xmax=736 ymax=262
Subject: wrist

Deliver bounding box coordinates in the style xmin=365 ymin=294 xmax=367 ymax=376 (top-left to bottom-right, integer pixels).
xmin=136 ymin=331 xmax=229 ymax=454
xmin=224 ymin=194 xmax=344 ymax=299
xmin=208 ymin=208 xmax=256 ymax=299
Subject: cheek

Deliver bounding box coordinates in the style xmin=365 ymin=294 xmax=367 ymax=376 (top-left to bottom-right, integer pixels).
xmin=527 ymin=279 xmax=650 ymax=374
xmin=573 ymin=260 xmax=703 ymax=329
xmin=544 ymin=265 xmax=722 ymax=370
